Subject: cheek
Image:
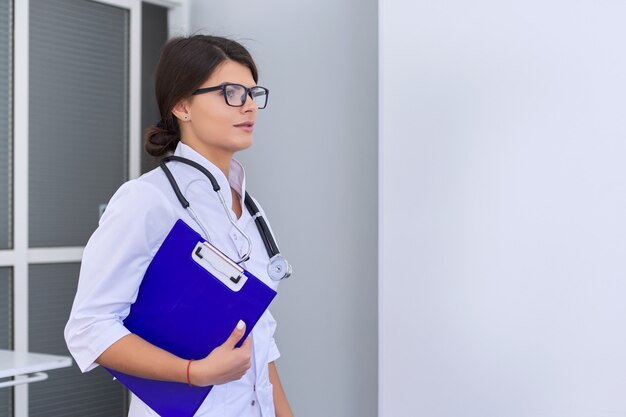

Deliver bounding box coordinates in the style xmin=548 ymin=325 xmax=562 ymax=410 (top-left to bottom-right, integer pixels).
xmin=193 ymin=108 xmax=237 ymax=141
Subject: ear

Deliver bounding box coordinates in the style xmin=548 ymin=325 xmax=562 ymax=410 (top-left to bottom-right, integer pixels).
xmin=172 ymin=99 xmax=191 ymax=122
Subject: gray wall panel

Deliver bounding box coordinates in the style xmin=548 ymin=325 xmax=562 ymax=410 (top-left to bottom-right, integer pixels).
xmin=189 ymin=1 xmax=379 ymax=416
xmin=29 ymin=0 xmax=129 ymax=247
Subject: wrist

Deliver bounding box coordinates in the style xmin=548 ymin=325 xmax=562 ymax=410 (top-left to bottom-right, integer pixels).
xmin=189 ymin=358 xmax=217 ymax=387
xmin=186 ymin=359 xmax=195 ymax=387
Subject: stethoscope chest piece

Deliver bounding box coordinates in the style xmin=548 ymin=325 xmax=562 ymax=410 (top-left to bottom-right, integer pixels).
xmin=268 ymin=254 xmax=292 ymax=281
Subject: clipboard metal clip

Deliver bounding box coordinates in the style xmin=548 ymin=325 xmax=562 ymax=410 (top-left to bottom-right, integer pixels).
xmin=192 ymin=242 xmax=248 ymax=292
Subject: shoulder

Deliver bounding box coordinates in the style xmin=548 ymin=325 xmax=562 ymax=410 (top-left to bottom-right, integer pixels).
xmin=106 ymin=168 xmax=171 ymax=212
xmin=87 ymin=169 xmax=178 ymax=257
xmin=100 ymin=168 xmax=176 ymax=231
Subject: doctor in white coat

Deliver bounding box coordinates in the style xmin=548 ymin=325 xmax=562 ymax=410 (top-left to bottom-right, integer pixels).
xmin=64 ymin=35 xmax=294 ymax=417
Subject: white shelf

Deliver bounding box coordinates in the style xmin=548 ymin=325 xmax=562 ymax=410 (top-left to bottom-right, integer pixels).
xmin=0 ymin=349 xmax=72 ymax=387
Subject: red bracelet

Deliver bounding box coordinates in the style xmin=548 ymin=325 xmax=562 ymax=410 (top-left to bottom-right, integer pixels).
xmin=186 ymin=359 xmax=195 ymax=387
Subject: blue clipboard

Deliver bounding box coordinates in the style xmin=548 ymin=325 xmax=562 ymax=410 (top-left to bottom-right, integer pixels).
xmin=104 ymin=219 xmax=277 ymax=417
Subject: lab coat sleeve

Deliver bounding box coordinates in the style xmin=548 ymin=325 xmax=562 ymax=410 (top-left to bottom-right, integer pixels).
xmin=267 ymin=309 xmax=281 ymax=363
xmin=64 ymin=179 xmax=176 ymax=373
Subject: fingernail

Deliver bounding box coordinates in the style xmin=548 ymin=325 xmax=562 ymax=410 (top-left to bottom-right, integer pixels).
xmin=237 ymin=320 xmax=245 ymax=330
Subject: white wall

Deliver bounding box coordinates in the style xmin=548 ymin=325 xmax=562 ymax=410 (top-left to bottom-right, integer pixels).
xmin=381 ymin=1 xmax=626 ymax=416
xmin=188 ymin=1 xmax=378 ymax=416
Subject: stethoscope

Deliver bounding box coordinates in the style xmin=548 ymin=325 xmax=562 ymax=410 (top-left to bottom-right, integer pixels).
xmin=160 ymin=155 xmax=292 ymax=281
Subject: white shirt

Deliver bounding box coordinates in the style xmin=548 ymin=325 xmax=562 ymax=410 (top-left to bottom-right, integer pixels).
xmin=64 ymin=142 xmax=282 ymax=417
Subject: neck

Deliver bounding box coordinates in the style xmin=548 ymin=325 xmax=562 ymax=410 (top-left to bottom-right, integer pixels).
xmin=181 ymin=139 xmax=232 ymax=179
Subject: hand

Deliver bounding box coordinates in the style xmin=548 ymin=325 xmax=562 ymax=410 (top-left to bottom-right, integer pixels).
xmin=189 ymin=320 xmax=252 ymax=387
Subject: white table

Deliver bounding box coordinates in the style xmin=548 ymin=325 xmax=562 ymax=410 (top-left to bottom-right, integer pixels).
xmin=0 ymin=349 xmax=73 ymax=388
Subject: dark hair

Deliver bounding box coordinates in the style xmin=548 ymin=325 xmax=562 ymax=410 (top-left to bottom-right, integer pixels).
xmin=144 ymin=35 xmax=259 ymax=157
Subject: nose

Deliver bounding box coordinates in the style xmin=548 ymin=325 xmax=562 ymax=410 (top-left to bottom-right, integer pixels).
xmin=241 ymin=92 xmax=258 ymax=113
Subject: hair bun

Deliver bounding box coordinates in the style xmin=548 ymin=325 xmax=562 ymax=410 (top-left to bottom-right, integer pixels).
xmin=144 ymin=123 xmax=180 ymax=157
xmin=156 ymin=119 xmax=170 ymax=130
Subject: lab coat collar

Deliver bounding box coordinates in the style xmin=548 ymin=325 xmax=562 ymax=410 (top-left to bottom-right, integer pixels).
xmin=172 ymin=142 xmax=247 ymax=213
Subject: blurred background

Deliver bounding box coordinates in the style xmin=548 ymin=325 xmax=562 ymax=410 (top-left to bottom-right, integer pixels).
xmin=1 ymin=0 xmax=626 ymax=416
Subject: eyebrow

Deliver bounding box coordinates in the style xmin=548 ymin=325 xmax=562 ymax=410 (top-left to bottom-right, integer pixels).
xmin=218 ymin=81 xmax=257 ymax=88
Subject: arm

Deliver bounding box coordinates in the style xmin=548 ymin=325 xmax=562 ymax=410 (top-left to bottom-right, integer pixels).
xmin=269 ymin=361 xmax=294 ymax=417
xmin=64 ymin=181 xmax=249 ymax=386
xmin=97 ymin=322 xmax=253 ymax=387
xmin=96 ymin=334 xmax=189 ymax=383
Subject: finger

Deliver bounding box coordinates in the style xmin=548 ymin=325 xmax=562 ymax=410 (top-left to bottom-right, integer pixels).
xmin=224 ymin=320 xmax=246 ymax=348
xmin=239 ymin=334 xmax=252 ymax=351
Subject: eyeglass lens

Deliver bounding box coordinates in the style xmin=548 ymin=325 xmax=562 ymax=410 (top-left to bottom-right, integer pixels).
xmin=225 ymin=84 xmax=268 ymax=108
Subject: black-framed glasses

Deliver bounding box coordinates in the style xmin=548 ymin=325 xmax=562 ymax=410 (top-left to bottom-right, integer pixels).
xmin=192 ymin=83 xmax=269 ymax=109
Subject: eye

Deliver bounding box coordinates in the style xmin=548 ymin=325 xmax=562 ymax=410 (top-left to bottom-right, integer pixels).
xmin=224 ymin=85 xmax=244 ymax=97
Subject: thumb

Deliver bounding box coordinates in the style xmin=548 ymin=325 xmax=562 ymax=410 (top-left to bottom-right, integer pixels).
xmin=225 ymin=320 xmax=246 ymax=348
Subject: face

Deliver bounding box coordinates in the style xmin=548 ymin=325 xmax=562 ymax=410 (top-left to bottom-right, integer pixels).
xmin=173 ymin=60 xmax=259 ymax=159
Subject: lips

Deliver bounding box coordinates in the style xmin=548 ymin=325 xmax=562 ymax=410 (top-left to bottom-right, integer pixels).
xmin=234 ymin=121 xmax=254 ymax=127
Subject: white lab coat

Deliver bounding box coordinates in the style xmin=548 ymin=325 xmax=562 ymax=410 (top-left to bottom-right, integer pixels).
xmin=64 ymin=142 xmax=282 ymax=417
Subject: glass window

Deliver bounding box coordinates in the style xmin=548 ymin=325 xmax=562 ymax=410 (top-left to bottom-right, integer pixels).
xmin=0 ymin=267 xmax=13 ymax=417
xmin=29 ymin=263 xmax=127 ymax=417
xmin=0 ymin=0 xmax=11 ymax=250
xmin=29 ymin=0 xmax=129 ymax=247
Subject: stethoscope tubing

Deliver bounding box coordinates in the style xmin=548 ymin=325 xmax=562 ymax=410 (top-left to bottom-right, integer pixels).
xmin=244 ymin=193 xmax=280 ymax=256
xmin=159 ymin=156 xmax=291 ymax=280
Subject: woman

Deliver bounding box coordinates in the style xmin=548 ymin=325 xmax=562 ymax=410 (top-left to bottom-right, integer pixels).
xmin=64 ymin=35 xmax=294 ymax=417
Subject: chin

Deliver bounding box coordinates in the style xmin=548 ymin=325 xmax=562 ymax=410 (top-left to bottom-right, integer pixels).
xmin=231 ymin=137 xmax=254 ymax=152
